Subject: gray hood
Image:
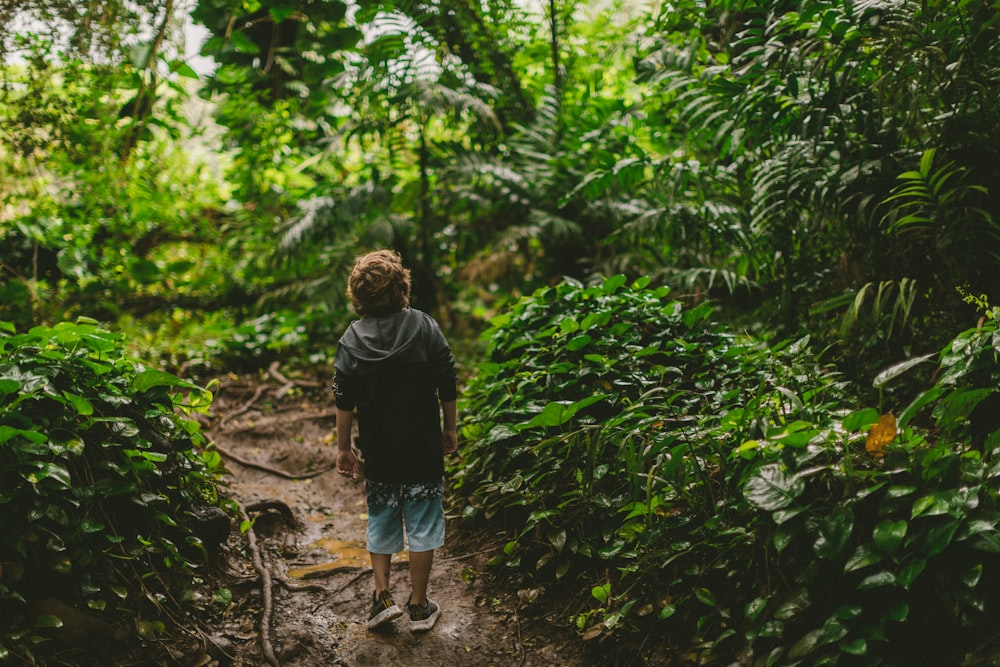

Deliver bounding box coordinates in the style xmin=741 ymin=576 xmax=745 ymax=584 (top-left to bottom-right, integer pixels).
xmin=336 ymin=308 xmax=425 ymax=366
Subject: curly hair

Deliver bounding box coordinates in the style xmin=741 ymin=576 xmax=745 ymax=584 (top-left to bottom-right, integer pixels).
xmin=347 ymin=249 xmax=412 ymax=316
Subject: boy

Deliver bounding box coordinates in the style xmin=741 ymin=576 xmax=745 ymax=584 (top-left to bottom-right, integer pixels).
xmin=332 ymin=249 xmax=458 ymax=632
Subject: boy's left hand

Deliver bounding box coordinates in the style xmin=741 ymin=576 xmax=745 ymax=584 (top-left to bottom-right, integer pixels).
xmin=442 ymin=429 xmax=458 ymax=455
xmin=336 ymin=449 xmax=358 ymax=479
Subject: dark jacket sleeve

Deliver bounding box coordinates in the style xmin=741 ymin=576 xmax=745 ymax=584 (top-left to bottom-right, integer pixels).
xmin=427 ymin=318 xmax=458 ymax=402
xmin=332 ymin=347 xmax=357 ymax=410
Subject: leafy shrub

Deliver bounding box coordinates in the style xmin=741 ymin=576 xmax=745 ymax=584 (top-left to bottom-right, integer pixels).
xmin=0 ymin=319 xmax=226 ymax=664
xmin=454 ymin=276 xmax=1000 ymax=665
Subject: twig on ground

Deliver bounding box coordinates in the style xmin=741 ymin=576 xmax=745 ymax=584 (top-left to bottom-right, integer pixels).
xmin=239 ymin=505 xmax=280 ymax=667
xmin=514 ymin=607 xmax=526 ymax=667
xmin=268 ymin=361 xmax=325 ymax=393
xmin=220 ymin=385 xmax=268 ymax=428
xmin=439 ymin=545 xmax=501 ymax=562
xmin=214 ymin=442 xmax=336 ymax=480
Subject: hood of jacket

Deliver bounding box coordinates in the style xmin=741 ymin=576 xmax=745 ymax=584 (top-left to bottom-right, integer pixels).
xmin=336 ymin=308 xmax=426 ymax=368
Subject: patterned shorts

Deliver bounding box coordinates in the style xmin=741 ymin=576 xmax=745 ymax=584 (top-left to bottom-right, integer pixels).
xmin=365 ymin=480 xmax=445 ymax=554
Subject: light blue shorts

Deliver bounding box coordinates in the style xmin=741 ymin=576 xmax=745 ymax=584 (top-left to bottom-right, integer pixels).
xmin=366 ymin=481 xmax=445 ymax=554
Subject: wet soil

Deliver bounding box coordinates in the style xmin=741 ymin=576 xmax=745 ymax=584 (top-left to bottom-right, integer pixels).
xmin=197 ymin=372 xmax=588 ymax=667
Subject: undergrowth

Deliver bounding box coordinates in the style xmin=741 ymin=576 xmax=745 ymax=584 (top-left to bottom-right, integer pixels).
xmin=452 ymin=276 xmax=1000 ymax=665
xmin=0 ymin=319 xmax=228 ymax=664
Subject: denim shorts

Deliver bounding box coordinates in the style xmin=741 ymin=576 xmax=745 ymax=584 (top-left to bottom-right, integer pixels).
xmin=366 ymin=481 xmax=445 ymax=554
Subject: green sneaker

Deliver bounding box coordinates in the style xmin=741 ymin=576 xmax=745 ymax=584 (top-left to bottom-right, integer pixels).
xmin=406 ymin=596 xmax=441 ymax=632
xmin=367 ymin=590 xmax=402 ymax=629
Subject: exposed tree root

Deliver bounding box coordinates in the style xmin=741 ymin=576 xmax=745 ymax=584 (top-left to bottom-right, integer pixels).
xmin=240 ymin=504 xmax=280 ymax=667
xmin=214 ymin=442 xmax=336 ymax=480
xmin=220 ymin=385 xmax=268 ymax=427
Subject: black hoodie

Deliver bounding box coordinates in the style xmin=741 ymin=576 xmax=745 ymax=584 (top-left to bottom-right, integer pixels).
xmin=333 ymin=308 xmax=457 ymax=484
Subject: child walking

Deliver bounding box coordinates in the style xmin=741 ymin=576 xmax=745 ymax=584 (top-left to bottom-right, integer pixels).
xmin=333 ymin=249 xmax=458 ymax=632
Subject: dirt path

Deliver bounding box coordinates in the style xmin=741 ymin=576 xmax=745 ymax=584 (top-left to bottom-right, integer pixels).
xmin=202 ymin=375 xmax=584 ymax=667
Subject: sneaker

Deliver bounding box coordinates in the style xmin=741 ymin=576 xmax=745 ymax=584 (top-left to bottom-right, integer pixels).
xmin=406 ymin=596 xmax=441 ymax=632
xmin=367 ymin=590 xmax=402 ymax=629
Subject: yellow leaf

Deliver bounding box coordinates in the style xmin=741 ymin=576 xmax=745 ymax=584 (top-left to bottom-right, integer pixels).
xmin=866 ymin=413 xmax=896 ymax=457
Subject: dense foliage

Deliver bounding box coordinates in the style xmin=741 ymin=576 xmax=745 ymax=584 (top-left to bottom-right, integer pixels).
xmin=3 ymin=0 xmax=995 ymax=384
xmin=3 ymin=1 xmax=1000 ymax=663
xmin=0 ymin=320 xmax=226 ymax=664
xmin=453 ymin=278 xmax=1000 ymax=665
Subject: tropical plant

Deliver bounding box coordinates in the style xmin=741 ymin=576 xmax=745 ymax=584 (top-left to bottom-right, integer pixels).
xmin=0 ymin=319 xmax=227 ymax=664
xmin=454 ymin=276 xmax=1000 ymax=664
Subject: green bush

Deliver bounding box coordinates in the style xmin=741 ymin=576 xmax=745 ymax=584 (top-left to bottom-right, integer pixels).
xmin=453 ymin=276 xmax=1000 ymax=665
xmin=0 ymin=319 xmax=226 ymax=664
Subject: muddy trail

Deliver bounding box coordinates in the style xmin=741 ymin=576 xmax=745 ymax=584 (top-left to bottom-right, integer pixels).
xmin=192 ymin=369 xmax=588 ymax=667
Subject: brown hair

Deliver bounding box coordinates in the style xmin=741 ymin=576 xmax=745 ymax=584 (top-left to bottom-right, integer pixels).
xmin=347 ymin=249 xmax=412 ymax=316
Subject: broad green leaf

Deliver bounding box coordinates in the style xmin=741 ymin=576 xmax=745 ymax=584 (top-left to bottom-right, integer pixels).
xmin=884 ymin=602 xmax=909 ymax=622
xmin=695 ymin=587 xmax=716 ymax=607
xmin=857 ymin=571 xmax=896 ymax=589
xmin=0 ymin=426 xmax=47 ymax=444
xmin=842 ymin=408 xmax=879 ymax=432
xmin=744 ymin=463 xmax=805 ymax=511
xmin=602 ymin=275 xmax=627 ymax=293
xmin=844 ymin=544 xmax=882 ymax=572
xmin=133 ymin=370 xmax=198 ymax=393
xmin=62 ymin=391 xmax=94 ymax=416
xmin=745 ymin=597 xmax=768 ymax=621
xmin=813 ymin=509 xmax=853 ymax=560
xmin=841 ymin=638 xmax=867 ymax=656
xmin=230 ymin=30 xmax=260 ymax=54
xmin=922 ymin=519 xmax=960 ymax=557
xmin=872 ymin=354 xmax=934 ymax=388
xmin=872 ymin=520 xmax=907 ymax=554
xmin=592 ymin=583 xmax=611 ymax=603
xmin=34 ymin=614 xmax=64 ymax=628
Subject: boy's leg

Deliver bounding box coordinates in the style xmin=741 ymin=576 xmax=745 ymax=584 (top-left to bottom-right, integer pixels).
xmin=401 ymin=491 xmax=445 ymax=630
xmin=365 ymin=487 xmax=405 ymax=628
xmin=371 ymin=552 xmax=393 ymax=594
xmin=408 ymin=550 xmax=433 ymax=606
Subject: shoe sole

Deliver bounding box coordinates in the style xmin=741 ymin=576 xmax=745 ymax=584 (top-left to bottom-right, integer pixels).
xmin=409 ymin=600 xmax=441 ymax=632
xmin=366 ymin=604 xmax=403 ymax=629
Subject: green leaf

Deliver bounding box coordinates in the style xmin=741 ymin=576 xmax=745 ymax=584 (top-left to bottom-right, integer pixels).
xmin=695 ymin=587 xmax=716 ymax=607
xmin=841 ymin=638 xmax=867 ymax=656
xmin=744 ymin=463 xmax=805 ymax=511
xmin=517 ymin=395 xmax=602 ymax=430
xmin=34 ymin=614 xmax=64 ymax=628
xmin=602 ymin=275 xmax=627 ymax=294
xmin=922 ymin=519 xmax=961 ymax=557
xmin=0 ymin=426 xmax=47 ymax=444
xmin=844 ymin=544 xmax=883 ymax=572
xmin=842 ymin=408 xmax=879 ymax=432
xmin=63 ymin=391 xmax=94 ymax=416
xmin=133 ymin=370 xmax=199 ymax=393
xmin=872 ymin=354 xmax=935 ymax=388
xmin=592 ymin=583 xmax=611 ymax=603
xmin=884 ymin=602 xmax=909 ymax=622
xmin=872 ymin=520 xmax=907 ymax=554
xmin=229 ymin=30 xmax=260 ymax=54
xmin=813 ymin=509 xmax=853 ymax=560
xmin=269 ymin=5 xmax=298 ymax=22
xmin=857 ymin=571 xmax=896 ymax=590
xmin=896 ymin=558 xmax=926 ymax=590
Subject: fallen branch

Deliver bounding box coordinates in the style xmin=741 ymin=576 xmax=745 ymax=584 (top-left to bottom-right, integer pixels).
xmin=239 ymin=505 xmax=280 ymax=667
xmin=214 ymin=442 xmax=336 ymax=480
xmin=268 ymin=361 xmax=325 ymax=392
xmin=220 ymin=385 xmax=268 ymax=428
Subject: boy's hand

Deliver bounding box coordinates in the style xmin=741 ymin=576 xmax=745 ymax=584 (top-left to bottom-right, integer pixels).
xmin=336 ymin=449 xmax=358 ymax=479
xmin=442 ymin=429 xmax=458 ymax=455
